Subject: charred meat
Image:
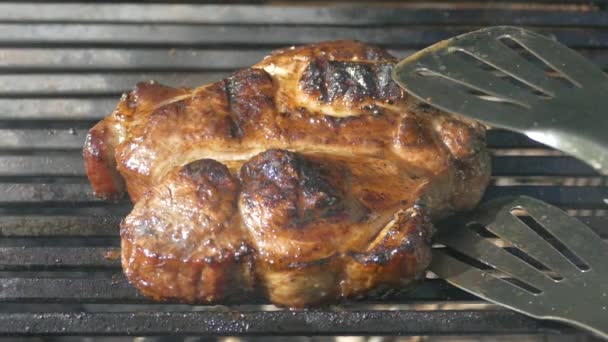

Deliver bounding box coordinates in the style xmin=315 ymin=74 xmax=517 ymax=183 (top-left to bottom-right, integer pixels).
xmin=84 ymin=41 xmax=491 ymax=307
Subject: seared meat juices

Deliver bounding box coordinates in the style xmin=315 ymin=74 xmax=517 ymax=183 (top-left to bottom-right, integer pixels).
xmin=84 ymin=41 xmax=491 ymax=307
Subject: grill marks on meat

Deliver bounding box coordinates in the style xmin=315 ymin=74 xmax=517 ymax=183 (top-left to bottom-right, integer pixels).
xmin=300 ymin=59 xmax=401 ymax=104
xmin=84 ymin=40 xmax=491 ymax=307
xmin=240 ymin=149 xmax=346 ymax=229
xmin=224 ymin=68 xmax=277 ymax=139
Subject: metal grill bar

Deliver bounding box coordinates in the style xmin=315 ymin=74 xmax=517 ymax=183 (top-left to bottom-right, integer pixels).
xmin=0 ymin=277 xmax=477 ymax=304
xmin=0 ymin=183 xmax=102 ymax=204
xmin=0 ymin=48 xmax=268 ymax=71
xmin=0 ymin=215 xmax=120 ymax=237
xmin=0 ymin=24 xmax=459 ymax=47
xmin=0 ymin=155 xmax=84 ymax=176
xmin=490 ymin=156 xmax=597 ymax=176
xmin=0 ymin=129 xmax=86 ymax=150
xmin=0 ymin=98 xmax=116 ymax=120
xmin=0 ymin=25 xmax=607 ymax=48
xmin=0 ymin=247 xmax=120 ymax=269
xmin=0 ymin=4 xmax=604 ymax=27
xmin=0 ymin=72 xmax=226 ymax=95
xmin=0 ymin=310 xmax=574 ymax=336
xmin=481 ymin=186 xmax=608 ymax=209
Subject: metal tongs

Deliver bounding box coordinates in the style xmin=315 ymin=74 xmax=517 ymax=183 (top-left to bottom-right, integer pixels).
xmin=392 ymin=26 xmax=608 ymax=175
xmin=391 ymin=27 xmax=608 ymax=339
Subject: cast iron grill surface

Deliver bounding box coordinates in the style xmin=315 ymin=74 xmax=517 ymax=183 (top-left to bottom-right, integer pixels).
xmin=1 ymin=1 xmax=607 ymax=338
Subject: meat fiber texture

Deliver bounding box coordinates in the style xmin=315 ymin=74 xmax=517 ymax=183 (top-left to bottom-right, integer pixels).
xmin=83 ymin=41 xmax=491 ymax=307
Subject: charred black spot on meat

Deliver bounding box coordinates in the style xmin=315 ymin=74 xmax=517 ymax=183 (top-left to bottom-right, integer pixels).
xmin=298 ymin=157 xmax=345 ymax=216
xmin=222 ymin=80 xmax=244 ymax=139
xmin=300 ymin=59 xmax=401 ymax=104
xmin=240 ymin=149 xmax=346 ymax=228
xmin=225 ymin=68 xmax=275 ymax=138
xmin=373 ymin=63 xmax=402 ymax=101
xmin=225 ymin=115 xmax=243 ymax=139
xmin=300 ymin=59 xmax=324 ymax=94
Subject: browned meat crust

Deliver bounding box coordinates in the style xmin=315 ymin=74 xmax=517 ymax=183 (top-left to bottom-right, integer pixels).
xmin=84 ymin=40 xmax=491 ymax=307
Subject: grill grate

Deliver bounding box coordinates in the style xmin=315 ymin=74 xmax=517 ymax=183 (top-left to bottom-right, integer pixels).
xmin=0 ymin=1 xmax=607 ymax=338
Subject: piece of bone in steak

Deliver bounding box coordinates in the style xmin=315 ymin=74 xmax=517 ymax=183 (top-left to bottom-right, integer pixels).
xmin=84 ymin=40 xmax=491 ymax=307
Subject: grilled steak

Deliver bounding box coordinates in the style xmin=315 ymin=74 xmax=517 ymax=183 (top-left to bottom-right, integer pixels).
xmin=84 ymin=40 xmax=491 ymax=307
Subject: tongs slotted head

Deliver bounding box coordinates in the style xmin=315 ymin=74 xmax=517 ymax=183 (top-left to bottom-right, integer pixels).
xmin=432 ymin=196 xmax=608 ymax=339
xmin=392 ymin=26 xmax=608 ymax=175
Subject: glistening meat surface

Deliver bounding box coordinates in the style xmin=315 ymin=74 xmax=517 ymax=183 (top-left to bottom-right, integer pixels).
xmin=83 ymin=40 xmax=491 ymax=307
